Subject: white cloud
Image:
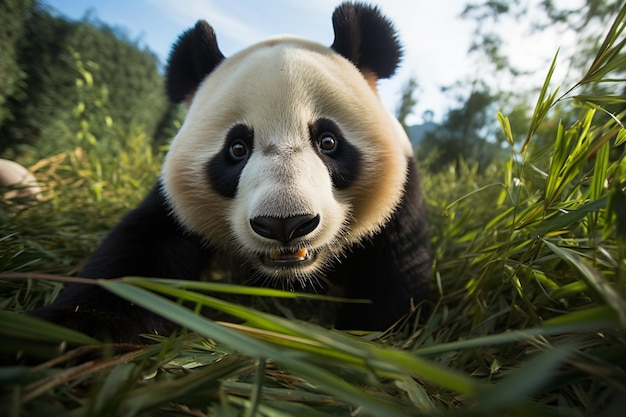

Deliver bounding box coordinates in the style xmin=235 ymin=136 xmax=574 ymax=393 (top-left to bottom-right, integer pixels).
xmin=146 ymin=0 xmax=271 ymax=51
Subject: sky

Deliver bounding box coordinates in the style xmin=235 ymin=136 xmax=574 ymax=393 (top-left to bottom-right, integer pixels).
xmin=45 ymin=0 xmax=574 ymax=125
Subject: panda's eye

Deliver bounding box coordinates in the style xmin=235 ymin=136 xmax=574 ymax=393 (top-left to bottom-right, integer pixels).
xmin=229 ymin=140 xmax=248 ymax=160
xmin=318 ymin=133 xmax=337 ymax=153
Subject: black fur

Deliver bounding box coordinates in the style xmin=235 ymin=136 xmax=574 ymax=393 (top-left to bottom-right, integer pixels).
xmin=165 ymin=20 xmax=225 ymax=103
xmin=208 ymin=124 xmax=255 ymax=198
xmin=29 ymin=185 xmax=211 ymax=343
xmin=328 ymin=161 xmax=430 ymax=329
xmin=309 ymin=118 xmax=361 ymax=189
xmin=28 ymin=2 xmax=430 ymax=344
xmin=331 ymin=2 xmax=402 ymax=79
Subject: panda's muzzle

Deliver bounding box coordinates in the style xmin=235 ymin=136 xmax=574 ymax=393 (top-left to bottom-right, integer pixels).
xmin=251 ymin=214 xmax=320 ymax=266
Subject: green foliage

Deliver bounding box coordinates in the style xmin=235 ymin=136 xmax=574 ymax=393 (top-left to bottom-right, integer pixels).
xmin=418 ymin=84 xmax=508 ymax=173
xmin=457 ymin=0 xmax=626 ymax=172
xmin=0 ymin=0 xmax=34 ymax=128
xmin=396 ymin=77 xmax=419 ymax=134
xmin=0 ymin=1 xmax=170 ymax=156
xmin=0 ymin=3 xmax=625 ymax=417
xmin=0 ymin=103 xmax=162 ymax=312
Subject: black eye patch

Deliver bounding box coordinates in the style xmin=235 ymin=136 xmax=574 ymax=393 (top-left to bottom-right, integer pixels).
xmin=309 ymin=118 xmax=361 ymax=189
xmin=207 ymin=124 xmax=254 ymax=198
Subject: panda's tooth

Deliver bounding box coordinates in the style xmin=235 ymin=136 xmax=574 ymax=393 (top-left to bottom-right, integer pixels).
xmin=268 ymin=247 xmax=308 ymax=261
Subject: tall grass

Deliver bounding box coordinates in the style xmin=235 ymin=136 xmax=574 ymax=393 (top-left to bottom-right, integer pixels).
xmin=1 ymin=5 xmax=625 ymax=416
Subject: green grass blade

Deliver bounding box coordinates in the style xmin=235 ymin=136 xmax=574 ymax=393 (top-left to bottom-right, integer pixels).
xmin=100 ymin=281 xmax=417 ymax=417
xmin=415 ymin=306 xmax=618 ymax=357
xmin=473 ymin=345 xmax=574 ymax=413
xmin=0 ymin=310 xmax=100 ymax=346
xmin=123 ymin=276 xmax=369 ymax=303
xmin=531 ymin=197 xmax=607 ymax=237
xmin=119 ymin=355 xmax=250 ymax=416
xmin=497 ymin=112 xmax=515 ymax=147
xmin=543 ymin=240 xmax=626 ymax=327
xmin=543 ymin=305 xmax=618 ymax=327
xmin=581 ymin=3 xmax=626 ymax=84
xmin=522 ymin=50 xmax=560 ymax=153
xmin=116 ymin=279 xmax=485 ymax=397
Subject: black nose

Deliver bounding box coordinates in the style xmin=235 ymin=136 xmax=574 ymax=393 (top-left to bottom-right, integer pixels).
xmin=250 ymin=214 xmax=320 ymax=243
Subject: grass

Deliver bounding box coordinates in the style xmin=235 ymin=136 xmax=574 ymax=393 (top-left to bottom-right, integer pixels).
xmin=1 ymin=5 xmax=625 ymax=416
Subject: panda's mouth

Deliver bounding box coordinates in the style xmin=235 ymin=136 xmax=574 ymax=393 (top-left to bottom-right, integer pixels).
xmin=260 ymin=247 xmax=315 ymax=267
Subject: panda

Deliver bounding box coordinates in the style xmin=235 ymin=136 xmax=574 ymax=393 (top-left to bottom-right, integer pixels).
xmin=30 ymin=2 xmax=431 ymax=343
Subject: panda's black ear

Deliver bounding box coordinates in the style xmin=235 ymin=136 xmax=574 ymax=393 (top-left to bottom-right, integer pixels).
xmin=330 ymin=2 xmax=402 ymax=80
xmin=165 ymin=20 xmax=226 ymax=103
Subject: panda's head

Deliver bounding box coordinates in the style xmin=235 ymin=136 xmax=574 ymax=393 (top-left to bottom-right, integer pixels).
xmin=162 ymin=2 xmax=413 ymax=285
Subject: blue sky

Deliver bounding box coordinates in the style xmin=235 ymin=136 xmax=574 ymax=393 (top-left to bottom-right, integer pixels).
xmin=46 ymin=1 xmax=569 ymax=124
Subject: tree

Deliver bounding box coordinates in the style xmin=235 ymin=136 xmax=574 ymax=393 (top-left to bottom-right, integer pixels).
xmin=461 ymin=0 xmax=625 ymax=104
xmin=418 ymin=82 xmax=507 ymax=173
xmin=447 ymin=0 xmax=625 ymax=163
xmin=395 ymin=77 xmax=419 ymax=135
xmin=0 ymin=1 xmax=169 ymax=156
xmin=0 ymin=0 xmax=34 ymax=130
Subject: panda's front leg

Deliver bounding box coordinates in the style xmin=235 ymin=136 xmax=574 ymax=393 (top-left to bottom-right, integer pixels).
xmin=331 ymin=162 xmax=431 ymax=331
xmin=29 ymin=181 xmax=211 ymax=343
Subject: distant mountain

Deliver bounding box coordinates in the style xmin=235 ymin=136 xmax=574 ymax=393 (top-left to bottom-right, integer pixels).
xmin=408 ymin=121 xmax=438 ymax=148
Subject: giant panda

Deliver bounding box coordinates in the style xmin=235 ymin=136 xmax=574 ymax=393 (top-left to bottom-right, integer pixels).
xmin=30 ymin=2 xmax=431 ymax=343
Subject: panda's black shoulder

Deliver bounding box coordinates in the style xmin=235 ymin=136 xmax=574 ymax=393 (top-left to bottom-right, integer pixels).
xmin=78 ymin=183 xmax=209 ymax=280
xmin=325 ymin=159 xmax=431 ymax=330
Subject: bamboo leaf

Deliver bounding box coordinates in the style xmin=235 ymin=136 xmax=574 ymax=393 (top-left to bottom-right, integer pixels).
xmin=543 ymin=305 xmax=618 ymax=327
xmin=497 ymin=112 xmax=515 ymax=146
xmin=591 ymin=141 xmax=610 ymax=203
xmin=120 ymin=355 xmax=249 ymax=416
xmin=581 ymin=3 xmax=626 ymax=84
xmin=118 ymin=279 xmax=485 ymax=397
xmin=123 ymin=277 xmax=369 ymax=303
xmin=574 ymin=94 xmax=626 ymax=106
xmin=531 ymin=197 xmax=607 ymax=237
xmin=415 ymin=306 xmax=617 ymax=357
xmin=616 ymin=128 xmax=626 ymax=146
xmin=522 ymin=50 xmax=560 ymax=153
xmin=474 ymin=346 xmax=574 ymax=413
xmin=543 ymin=240 xmax=626 ymax=327
xmin=0 ymin=310 xmax=100 ymax=346
xmin=100 ymin=281 xmax=418 ymax=417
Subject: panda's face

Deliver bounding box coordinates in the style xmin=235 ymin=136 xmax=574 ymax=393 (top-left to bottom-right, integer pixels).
xmin=162 ymin=37 xmax=411 ymax=285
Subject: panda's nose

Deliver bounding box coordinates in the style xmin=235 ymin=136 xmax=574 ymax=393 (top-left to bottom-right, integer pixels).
xmin=250 ymin=214 xmax=320 ymax=243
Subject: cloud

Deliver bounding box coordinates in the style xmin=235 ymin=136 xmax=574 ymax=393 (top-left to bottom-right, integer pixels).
xmin=146 ymin=0 xmax=270 ymax=51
